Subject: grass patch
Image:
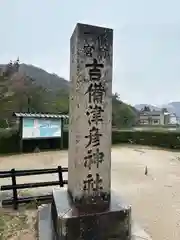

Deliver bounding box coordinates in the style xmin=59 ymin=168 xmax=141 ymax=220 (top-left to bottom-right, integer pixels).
xmin=0 ymin=190 xmax=47 ymax=239
xmin=0 ymin=208 xmax=37 ymax=240
xmin=0 ymin=191 xmax=39 ymax=240
xmin=0 ymin=211 xmax=27 ymax=239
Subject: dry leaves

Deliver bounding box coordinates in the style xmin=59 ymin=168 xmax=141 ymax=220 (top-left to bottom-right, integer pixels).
xmin=0 ymin=208 xmax=37 ymax=240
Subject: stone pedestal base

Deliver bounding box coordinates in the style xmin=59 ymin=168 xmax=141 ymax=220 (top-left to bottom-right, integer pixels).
xmin=51 ymin=189 xmax=131 ymax=239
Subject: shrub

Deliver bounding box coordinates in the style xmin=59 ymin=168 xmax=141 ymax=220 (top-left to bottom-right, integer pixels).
xmin=0 ymin=128 xmax=19 ymax=154
xmin=1 ymin=129 xmax=180 ymax=154
xmin=63 ymin=130 xmax=68 ymax=149
xmin=112 ymin=130 xmax=180 ymax=149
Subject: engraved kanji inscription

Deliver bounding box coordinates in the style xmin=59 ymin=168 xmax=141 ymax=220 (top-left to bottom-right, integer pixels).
xmin=83 ymin=173 xmax=103 ymax=193
xmin=83 ymin=40 xmax=95 ymax=57
xmin=85 ymin=58 xmax=104 ymax=82
xmin=85 ymin=126 xmax=102 ymax=148
xmin=92 ymin=148 xmax=104 ymax=168
xmin=86 ymin=104 xmax=104 ymax=125
xmin=96 ymin=33 xmax=110 ymax=60
xmin=84 ymin=148 xmax=105 ymax=169
xmin=85 ymin=82 xmax=106 ymax=104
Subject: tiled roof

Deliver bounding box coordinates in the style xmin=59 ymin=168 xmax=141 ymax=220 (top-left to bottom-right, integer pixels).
xmin=13 ymin=112 xmax=69 ymax=119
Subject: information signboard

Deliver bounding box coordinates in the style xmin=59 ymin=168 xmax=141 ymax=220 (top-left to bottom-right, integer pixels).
xmin=22 ymin=118 xmax=61 ymax=139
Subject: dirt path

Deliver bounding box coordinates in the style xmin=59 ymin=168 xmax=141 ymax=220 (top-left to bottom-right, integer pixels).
xmin=1 ymin=145 xmax=180 ymax=240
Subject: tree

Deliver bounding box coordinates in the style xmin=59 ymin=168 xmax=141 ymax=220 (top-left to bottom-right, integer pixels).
xmin=112 ymin=94 xmax=137 ymax=128
xmin=0 ymin=59 xmax=138 ymax=129
xmin=0 ymin=59 xmax=20 ymax=101
xmin=0 ymin=59 xmax=50 ymax=124
xmin=143 ymin=106 xmax=151 ymax=112
xmin=0 ymin=59 xmax=21 ymax=124
xmin=52 ymin=89 xmax=69 ymax=113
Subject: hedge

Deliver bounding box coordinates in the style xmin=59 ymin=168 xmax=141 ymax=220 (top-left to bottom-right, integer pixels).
xmin=0 ymin=128 xmax=19 ymax=154
xmin=111 ymin=130 xmax=180 ymax=149
xmin=1 ymin=129 xmax=180 ymax=154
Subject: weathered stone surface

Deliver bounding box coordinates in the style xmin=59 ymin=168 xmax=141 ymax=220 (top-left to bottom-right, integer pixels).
xmin=68 ymin=23 xmax=113 ymax=207
xmin=38 ymin=204 xmax=52 ymax=240
xmin=38 ymin=201 xmax=152 ymax=240
xmin=51 ymin=189 xmax=131 ymax=240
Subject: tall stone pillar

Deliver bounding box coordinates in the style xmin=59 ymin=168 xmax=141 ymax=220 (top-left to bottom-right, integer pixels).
xmin=51 ymin=23 xmax=131 ymax=240
xmin=68 ymin=23 xmax=112 ymax=209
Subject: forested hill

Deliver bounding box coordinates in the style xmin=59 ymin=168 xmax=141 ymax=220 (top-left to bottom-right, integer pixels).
xmin=19 ymin=64 xmax=69 ymax=91
xmin=0 ymin=61 xmax=138 ymax=128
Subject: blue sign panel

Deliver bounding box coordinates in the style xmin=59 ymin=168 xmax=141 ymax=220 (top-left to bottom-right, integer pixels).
xmin=22 ymin=118 xmax=61 ymax=139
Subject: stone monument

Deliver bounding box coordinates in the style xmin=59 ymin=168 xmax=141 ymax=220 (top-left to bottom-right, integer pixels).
xmin=51 ymin=23 xmax=131 ymax=239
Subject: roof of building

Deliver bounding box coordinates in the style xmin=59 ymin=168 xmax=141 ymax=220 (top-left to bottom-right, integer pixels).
xmin=140 ymin=110 xmax=170 ymax=116
xmin=13 ymin=112 xmax=69 ymax=119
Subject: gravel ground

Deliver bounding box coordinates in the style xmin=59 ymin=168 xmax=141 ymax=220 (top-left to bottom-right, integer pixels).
xmin=1 ymin=145 xmax=180 ymax=240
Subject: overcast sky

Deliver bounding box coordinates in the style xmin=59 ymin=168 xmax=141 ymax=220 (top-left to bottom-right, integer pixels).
xmin=1 ymin=0 xmax=180 ymax=105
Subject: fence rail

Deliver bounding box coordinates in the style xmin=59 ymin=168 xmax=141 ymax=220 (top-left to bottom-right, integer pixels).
xmin=0 ymin=166 xmax=68 ymax=209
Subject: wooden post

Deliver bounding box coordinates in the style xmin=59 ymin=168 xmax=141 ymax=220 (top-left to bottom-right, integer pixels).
xmin=19 ymin=117 xmax=23 ymax=153
xmin=60 ymin=117 xmax=64 ymax=150
xmin=11 ymin=168 xmax=18 ymax=210
xmin=57 ymin=166 xmax=64 ymax=187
